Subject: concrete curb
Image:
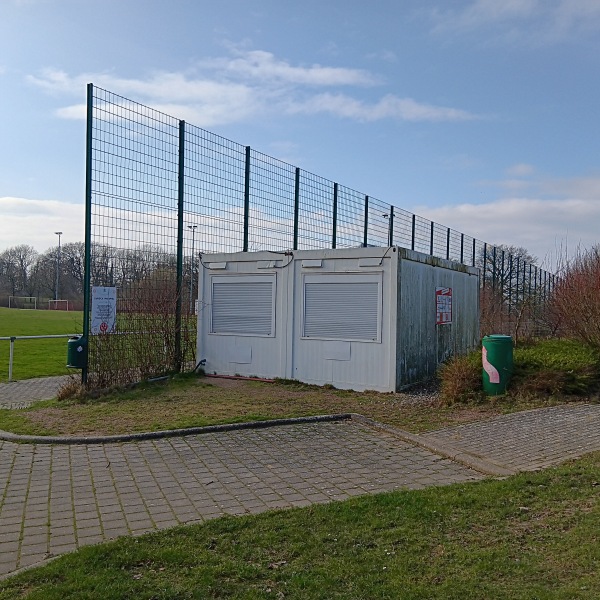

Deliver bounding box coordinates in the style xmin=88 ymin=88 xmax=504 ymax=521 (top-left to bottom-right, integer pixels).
xmin=350 ymin=414 xmax=517 ymax=477
xmin=0 ymin=413 xmax=354 ymax=445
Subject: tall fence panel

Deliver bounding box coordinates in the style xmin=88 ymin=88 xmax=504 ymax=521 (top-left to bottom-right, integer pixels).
xmin=84 ymin=85 xmax=557 ymax=388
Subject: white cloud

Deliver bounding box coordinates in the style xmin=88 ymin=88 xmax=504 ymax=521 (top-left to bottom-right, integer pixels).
xmin=432 ymin=0 xmax=600 ymax=43
xmin=433 ymin=0 xmax=539 ymax=31
xmin=0 ymin=197 xmax=84 ymax=252
xmin=412 ymin=191 xmax=600 ymax=270
xmin=541 ymin=175 xmax=600 ymax=200
xmin=506 ymin=163 xmax=535 ymax=177
xmin=28 ymin=48 xmax=478 ymax=126
xmin=366 ymin=50 xmax=398 ymax=63
xmin=55 ymin=104 xmax=85 ymax=119
xmin=286 ymin=93 xmax=479 ymax=122
xmin=201 ymin=49 xmax=379 ymax=86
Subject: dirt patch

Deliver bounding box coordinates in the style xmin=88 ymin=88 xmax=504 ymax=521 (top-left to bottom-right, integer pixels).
xmin=201 ymin=376 xmax=270 ymax=390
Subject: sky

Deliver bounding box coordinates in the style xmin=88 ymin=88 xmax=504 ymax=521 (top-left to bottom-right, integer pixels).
xmin=1 ymin=0 xmax=600 ymax=270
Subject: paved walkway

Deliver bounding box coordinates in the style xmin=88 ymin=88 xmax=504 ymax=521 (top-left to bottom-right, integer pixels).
xmin=421 ymin=403 xmax=600 ymax=472
xmin=1 ymin=397 xmax=600 ymax=580
xmin=0 ymin=419 xmax=481 ymax=577
xmin=0 ymin=375 xmax=72 ymax=409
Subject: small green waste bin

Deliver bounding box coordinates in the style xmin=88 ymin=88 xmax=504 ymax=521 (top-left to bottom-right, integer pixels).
xmin=67 ymin=336 xmax=87 ymax=369
xmin=482 ymin=334 xmax=513 ymax=395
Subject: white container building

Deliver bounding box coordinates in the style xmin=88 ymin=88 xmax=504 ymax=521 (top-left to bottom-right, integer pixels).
xmin=197 ymin=246 xmax=479 ymax=392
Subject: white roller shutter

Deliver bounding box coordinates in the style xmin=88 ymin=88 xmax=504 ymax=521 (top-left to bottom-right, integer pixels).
xmin=211 ymin=276 xmax=275 ymax=336
xmin=303 ymin=275 xmax=381 ymax=341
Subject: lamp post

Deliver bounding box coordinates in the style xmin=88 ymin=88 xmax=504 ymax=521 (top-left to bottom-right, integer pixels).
xmin=187 ymin=225 xmax=197 ymax=313
xmin=54 ymin=231 xmax=62 ymax=301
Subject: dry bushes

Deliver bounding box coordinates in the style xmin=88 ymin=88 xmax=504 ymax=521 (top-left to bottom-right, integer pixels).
xmin=551 ymin=246 xmax=600 ymax=349
xmin=437 ymin=353 xmax=484 ymax=406
xmin=86 ymin=270 xmax=196 ymax=389
xmin=56 ymin=376 xmax=86 ymax=401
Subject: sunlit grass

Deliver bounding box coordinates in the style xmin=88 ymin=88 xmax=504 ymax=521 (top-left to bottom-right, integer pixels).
xmin=0 ymin=307 xmax=83 ymax=381
xmin=2 ymin=453 xmax=600 ymax=599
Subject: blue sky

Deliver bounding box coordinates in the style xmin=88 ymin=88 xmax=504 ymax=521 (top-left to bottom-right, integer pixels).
xmin=1 ymin=0 xmax=599 ymax=269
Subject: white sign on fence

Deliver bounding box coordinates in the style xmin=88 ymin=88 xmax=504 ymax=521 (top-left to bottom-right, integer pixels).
xmin=91 ymin=286 xmax=117 ymax=334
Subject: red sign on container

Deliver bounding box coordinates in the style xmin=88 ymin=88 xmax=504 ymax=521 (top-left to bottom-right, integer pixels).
xmin=436 ymin=287 xmax=452 ymax=325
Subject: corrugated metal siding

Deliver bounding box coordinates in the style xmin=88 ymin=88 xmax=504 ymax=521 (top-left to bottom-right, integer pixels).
xmin=303 ymin=282 xmax=379 ymax=341
xmin=212 ymin=281 xmax=273 ymax=335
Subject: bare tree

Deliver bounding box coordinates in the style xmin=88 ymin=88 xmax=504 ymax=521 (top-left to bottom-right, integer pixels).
xmin=0 ymin=245 xmax=39 ymax=296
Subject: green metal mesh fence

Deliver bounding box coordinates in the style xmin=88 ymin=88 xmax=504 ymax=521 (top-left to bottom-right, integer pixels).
xmin=84 ymin=84 xmax=556 ymax=387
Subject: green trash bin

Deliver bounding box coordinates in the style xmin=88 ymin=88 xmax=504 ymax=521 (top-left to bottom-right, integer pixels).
xmin=67 ymin=336 xmax=87 ymax=369
xmin=482 ymin=334 xmax=513 ymax=395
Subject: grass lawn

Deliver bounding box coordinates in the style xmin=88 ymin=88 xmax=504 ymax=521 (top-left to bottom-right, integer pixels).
xmin=1 ymin=453 xmax=600 ymax=599
xmin=0 ymin=374 xmax=557 ymax=437
xmin=0 ymin=307 xmax=83 ymax=381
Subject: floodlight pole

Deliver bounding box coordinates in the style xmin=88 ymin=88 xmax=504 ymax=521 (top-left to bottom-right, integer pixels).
xmin=54 ymin=231 xmax=62 ymax=301
xmin=188 ymin=224 xmax=197 ymax=313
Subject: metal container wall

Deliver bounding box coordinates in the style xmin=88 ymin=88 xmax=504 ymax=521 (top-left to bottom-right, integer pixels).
xmin=395 ymin=249 xmax=480 ymax=388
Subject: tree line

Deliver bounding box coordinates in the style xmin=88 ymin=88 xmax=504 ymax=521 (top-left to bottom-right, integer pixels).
xmin=0 ymin=242 xmax=198 ymax=309
xmin=0 ymin=243 xmax=85 ymax=307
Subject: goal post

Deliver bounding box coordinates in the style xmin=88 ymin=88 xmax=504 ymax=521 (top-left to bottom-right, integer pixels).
xmin=8 ymin=296 xmax=37 ymax=309
xmin=48 ymin=299 xmax=70 ymax=311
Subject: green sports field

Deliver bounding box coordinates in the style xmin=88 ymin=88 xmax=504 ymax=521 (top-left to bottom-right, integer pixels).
xmin=0 ymin=307 xmax=83 ymax=382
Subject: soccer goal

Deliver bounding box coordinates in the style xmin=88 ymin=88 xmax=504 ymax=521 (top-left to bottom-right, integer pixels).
xmin=8 ymin=296 xmax=37 ymax=309
xmin=48 ymin=299 xmax=70 ymax=311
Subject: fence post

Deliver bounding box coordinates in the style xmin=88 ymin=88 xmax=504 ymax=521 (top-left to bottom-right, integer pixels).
xmin=460 ymin=233 xmax=464 ymax=264
xmin=446 ymin=228 xmax=450 ymax=260
xmin=515 ymin=257 xmax=520 ymax=311
xmin=492 ymin=246 xmax=497 ymax=292
xmin=9 ymin=337 xmax=15 ymax=382
xmin=363 ymin=195 xmax=369 ymax=248
xmin=388 ymin=206 xmax=394 ymax=247
xmin=82 ymin=83 xmax=94 ymax=386
xmin=410 ymin=214 xmax=415 ymax=250
xmin=483 ymin=243 xmax=487 ymax=286
xmin=332 ymin=182 xmax=338 ymax=248
xmin=293 ymin=167 xmax=300 ymax=250
xmin=508 ymin=255 xmax=513 ymax=312
xmin=174 ymin=120 xmax=186 ymax=373
xmin=472 ymin=238 xmax=476 ymax=267
xmin=430 ymin=222 xmax=434 ymax=256
xmin=243 ymin=146 xmax=250 ymax=252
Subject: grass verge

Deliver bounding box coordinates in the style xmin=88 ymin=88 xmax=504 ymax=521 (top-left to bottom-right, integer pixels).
xmin=438 ymin=338 xmax=600 ymax=405
xmin=2 ymin=453 xmax=600 ymax=599
xmin=0 ymin=374 xmax=530 ymax=437
xmin=0 ymin=307 xmax=83 ymax=381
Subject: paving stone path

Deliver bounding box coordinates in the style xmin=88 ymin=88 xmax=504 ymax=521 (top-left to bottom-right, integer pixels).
xmin=421 ymin=403 xmax=600 ymax=472
xmin=0 ymin=375 xmax=72 ymax=409
xmin=0 ymin=420 xmax=481 ymax=577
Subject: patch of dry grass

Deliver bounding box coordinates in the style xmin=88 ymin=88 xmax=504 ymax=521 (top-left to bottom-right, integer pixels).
xmin=6 ymin=376 xmax=507 ymax=437
xmin=438 ymin=354 xmax=484 ymax=406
